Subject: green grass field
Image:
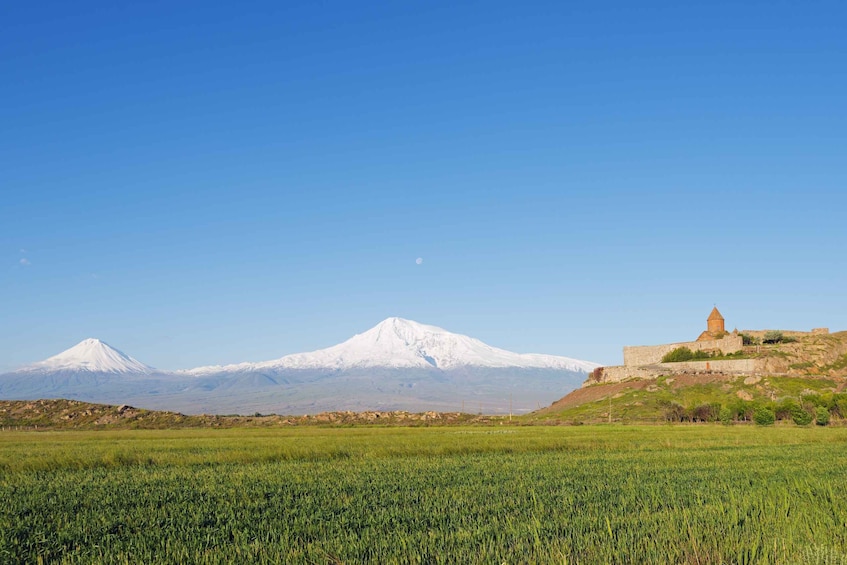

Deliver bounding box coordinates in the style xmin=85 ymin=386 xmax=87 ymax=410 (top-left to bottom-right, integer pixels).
xmin=3 ymin=426 xmax=847 ymax=564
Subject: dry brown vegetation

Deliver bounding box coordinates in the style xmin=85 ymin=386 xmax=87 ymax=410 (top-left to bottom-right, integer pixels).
xmin=0 ymin=398 xmax=501 ymax=430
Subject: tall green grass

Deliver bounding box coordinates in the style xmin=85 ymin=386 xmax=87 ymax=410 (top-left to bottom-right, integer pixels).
xmin=2 ymin=426 xmax=847 ymax=563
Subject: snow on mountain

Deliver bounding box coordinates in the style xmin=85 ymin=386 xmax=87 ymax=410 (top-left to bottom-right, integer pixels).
xmin=187 ymin=317 xmax=599 ymax=375
xmin=16 ymin=338 xmax=154 ymax=374
xmin=0 ymin=322 xmax=600 ymax=415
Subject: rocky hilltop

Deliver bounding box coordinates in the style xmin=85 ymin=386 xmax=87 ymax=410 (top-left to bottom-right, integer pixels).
xmin=0 ymin=399 xmax=502 ymax=430
xmin=737 ymin=330 xmax=847 ymax=376
xmin=536 ymin=329 xmax=847 ymax=424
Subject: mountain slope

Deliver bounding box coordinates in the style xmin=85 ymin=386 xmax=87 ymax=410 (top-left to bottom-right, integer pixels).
xmin=0 ymin=320 xmax=599 ymax=415
xmin=188 ymin=317 xmax=597 ymax=375
xmin=0 ymin=339 xmax=187 ymax=403
xmin=17 ymin=338 xmax=154 ymax=374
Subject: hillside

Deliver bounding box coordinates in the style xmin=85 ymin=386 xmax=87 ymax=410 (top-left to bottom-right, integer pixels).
xmin=737 ymin=330 xmax=847 ymax=376
xmin=532 ymin=374 xmax=846 ymax=423
xmin=0 ymin=399 xmax=495 ymax=430
xmin=533 ymin=330 xmax=847 ymax=424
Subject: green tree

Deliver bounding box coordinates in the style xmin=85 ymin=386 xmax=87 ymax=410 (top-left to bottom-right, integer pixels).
xmin=763 ymin=331 xmax=784 ymax=344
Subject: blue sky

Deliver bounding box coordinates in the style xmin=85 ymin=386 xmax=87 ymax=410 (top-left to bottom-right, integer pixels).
xmin=2 ymin=0 xmax=846 ymax=370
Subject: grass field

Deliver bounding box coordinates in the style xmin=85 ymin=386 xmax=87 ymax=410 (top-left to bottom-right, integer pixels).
xmin=2 ymin=426 xmax=847 ymax=564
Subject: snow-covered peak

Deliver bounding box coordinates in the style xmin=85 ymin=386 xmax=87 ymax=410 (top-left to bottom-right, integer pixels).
xmin=19 ymin=338 xmax=154 ymax=374
xmin=187 ymin=317 xmax=600 ymax=374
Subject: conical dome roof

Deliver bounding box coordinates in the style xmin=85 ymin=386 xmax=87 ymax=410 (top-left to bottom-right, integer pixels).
xmin=708 ymin=307 xmax=724 ymax=321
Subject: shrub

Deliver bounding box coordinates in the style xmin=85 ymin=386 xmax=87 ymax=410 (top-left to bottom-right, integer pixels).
xmin=740 ymin=333 xmax=760 ymax=346
xmin=662 ymin=402 xmax=687 ymax=422
xmin=792 ymin=406 xmax=813 ymax=426
xmin=833 ymin=395 xmax=847 ymax=419
xmin=775 ymin=398 xmax=799 ymax=421
xmin=719 ymin=407 xmax=733 ymax=425
xmin=753 ymin=407 xmax=775 ymax=426
xmin=728 ymin=400 xmax=754 ymax=422
xmin=691 ymin=403 xmax=721 ymax=423
xmin=662 ymin=347 xmax=693 ymax=363
xmin=763 ymin=331 xmax=784 ymax=344
xmin=816 ymin=407 xmax=830 ymax=426
xmin=661 ymin=347 xmax=712 ymax=363
xmin=801 ymin=393 xmax=824 ymax=407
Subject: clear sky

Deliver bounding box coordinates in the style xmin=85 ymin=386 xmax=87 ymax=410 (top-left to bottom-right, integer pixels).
xmin=2 ymin=1 xmax=846 ymax=371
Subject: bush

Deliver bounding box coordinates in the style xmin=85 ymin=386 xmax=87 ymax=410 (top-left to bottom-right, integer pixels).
xmin=791 ymin=406 xmax=813 ymax=426
xmin=719 ymin=407 xmax=733 ymax=425
xmin=833 ymin=395 xmax=847 ymax=419
xmin=661 ymin=347 xmax=712 ymax=363
xmin=662 ymin=347 xmax=693 ymax=363
xmin=692 ymin=403 xmax=722 ymax=423
xmin=663 ymin=402 xmax=688 ymax=422
xmin=763 ymin=331 xmax=784 ymax=344
xmin=740 ymin=333 xmax=760 ymax=346
xmin=801 ymin=393 xmax=824 ymax=407
xmin=728 ymin=400 xmax=754 ymax=422
xmin=753 ymin=407 xmax=775 ymax=426
xmin=816 ymin=407 xmax=830 ymax=426
xmin=775 ymin=398 xmax=799 ymax=421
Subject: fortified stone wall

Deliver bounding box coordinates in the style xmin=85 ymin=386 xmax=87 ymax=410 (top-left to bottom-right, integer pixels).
xmin=587 ymin=365 xmax=657 ymax=384
xmin=622 ymin=335 xmax=743 ymax=366
xmin=742 ymin=329 xmax=829 ymax=339
xmin=657 ymin=359 xmax=758 ymax=374
xmin=586 ymin=358 xmax=763 ymax=385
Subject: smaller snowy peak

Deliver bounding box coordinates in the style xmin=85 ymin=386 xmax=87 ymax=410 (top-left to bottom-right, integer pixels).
xmin=19 ymin=338 xmax=154 ymax=374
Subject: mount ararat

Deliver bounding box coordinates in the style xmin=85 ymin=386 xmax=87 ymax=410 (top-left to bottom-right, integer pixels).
xmin=0 ymin=318 xmax=599 ymax=414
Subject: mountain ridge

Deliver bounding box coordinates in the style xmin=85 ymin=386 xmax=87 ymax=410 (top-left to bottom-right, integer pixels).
xmin=185 ymin=317 xmax=598 ymax=375
xmin=0 ymin=318 xmax=598 ymax=415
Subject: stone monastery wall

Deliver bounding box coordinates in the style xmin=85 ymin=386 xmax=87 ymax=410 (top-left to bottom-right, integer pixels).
xmin=589 ymin=358 xmax=762 ymax=385
xmin=623 ymin=335 xmax=743 ymax=366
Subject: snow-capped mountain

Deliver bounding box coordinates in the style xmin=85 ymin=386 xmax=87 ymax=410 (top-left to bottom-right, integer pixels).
xmin=0 ymin=338 xmax=181 ymax=406
xmin=0 ymin=319 xmax=600 ymax=415
xmin=188 ymin=317 xmax=598 ymax=375
xmin=16 ymin=338 xmax=154 ymax=374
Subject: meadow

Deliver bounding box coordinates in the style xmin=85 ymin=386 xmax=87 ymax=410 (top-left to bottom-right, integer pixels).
xmin=2 ymin=425 xmax=847 ymax=564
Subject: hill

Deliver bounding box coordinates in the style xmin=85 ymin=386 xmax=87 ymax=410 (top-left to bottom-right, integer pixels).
xmin=531 ymin=374 xmax=847 ymax=423
xmin=533 ymin=329 xmax=847 ymax=424
xmin=738 ymin=329 xmax=847 ymax=376
xmin=0 ymin=399 xmax=496 ymax=430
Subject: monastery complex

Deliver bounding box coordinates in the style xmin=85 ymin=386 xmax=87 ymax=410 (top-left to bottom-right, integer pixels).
xmin=587 ymin=308 xmax=829 ymax=386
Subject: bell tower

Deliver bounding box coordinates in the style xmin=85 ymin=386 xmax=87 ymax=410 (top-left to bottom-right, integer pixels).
xmin=707 ymin=307 xmax=725 ymax=335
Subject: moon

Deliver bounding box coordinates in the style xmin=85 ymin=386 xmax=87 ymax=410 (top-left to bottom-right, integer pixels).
xmin=416 ymin=257 xmax=423 ymax=265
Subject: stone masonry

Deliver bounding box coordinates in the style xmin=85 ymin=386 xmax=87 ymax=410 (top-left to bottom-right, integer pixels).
xmin=587 ymin=308 xmax=753 ymax=386
xmin=623 ymin=335 xmax=743 ymax=366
